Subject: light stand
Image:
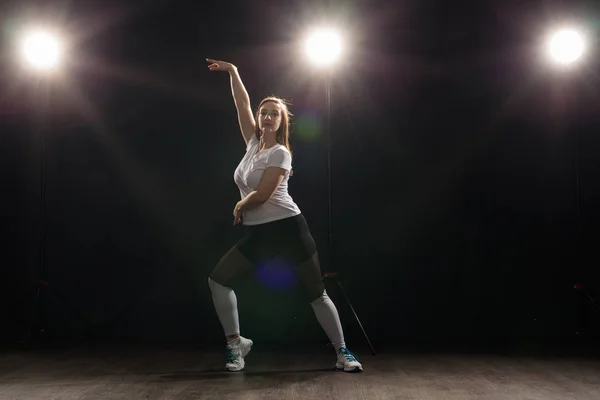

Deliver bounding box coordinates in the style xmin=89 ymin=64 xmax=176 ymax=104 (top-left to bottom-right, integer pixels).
xmin=21 ymin=78 xmax=51 ymax=346
xmin=320 ymin=73 xmax=375 ymax=355
xmin=16 ymin=77 xmax=47 ymax=346
xmin=545 ymin=27 xmax=600 ymax=336
xmin=20 ymin=99 xmax=95 ymax=347
xmin=16 ymin=36 xmax=94 ymax=346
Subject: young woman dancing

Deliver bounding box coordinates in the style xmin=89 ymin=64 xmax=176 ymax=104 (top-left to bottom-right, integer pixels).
xmin=206 ymin=58 xmax=363 ymax=373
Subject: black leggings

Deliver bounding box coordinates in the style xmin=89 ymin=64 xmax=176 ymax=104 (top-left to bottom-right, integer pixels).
xmin=209 ymin=214 xmax=325 ymax=302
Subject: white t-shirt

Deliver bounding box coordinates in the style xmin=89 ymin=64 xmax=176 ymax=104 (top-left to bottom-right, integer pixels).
xmin=233 ymin=134 xmax=301 ymax=225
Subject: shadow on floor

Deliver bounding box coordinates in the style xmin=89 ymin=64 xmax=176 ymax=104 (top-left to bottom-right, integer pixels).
xmin=158 ymin=367 xmax=339 ymax=381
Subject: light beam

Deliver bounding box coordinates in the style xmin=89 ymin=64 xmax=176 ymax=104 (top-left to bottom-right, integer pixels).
xmin=547 ymin=28 xmax=586 ymax=65
xmin=21 ymin=29 xmax=63 ymax=71
xmin=305 ymin=28 xmax=342 ymax=66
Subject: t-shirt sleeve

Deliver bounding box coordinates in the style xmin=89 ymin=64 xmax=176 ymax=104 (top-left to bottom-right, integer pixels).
xmin=266 ymin=147 xmax=292 ymax=171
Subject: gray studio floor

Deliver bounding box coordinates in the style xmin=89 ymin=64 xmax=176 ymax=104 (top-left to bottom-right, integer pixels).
xmin=1 ymin=346 xmax=600 ymax=399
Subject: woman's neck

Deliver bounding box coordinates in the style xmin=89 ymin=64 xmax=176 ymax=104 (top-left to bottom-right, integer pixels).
xmin=260 ymin=133 xmax=277 ymax=149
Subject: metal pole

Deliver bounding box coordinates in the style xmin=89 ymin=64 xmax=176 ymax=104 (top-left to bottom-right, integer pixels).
xmin=322 ymin=75 xmax=375 ymax=355
xmin=325 ymin=76 xmax=333 ymax=273
xmin=22 ymin=78 xmax=48 ymax=345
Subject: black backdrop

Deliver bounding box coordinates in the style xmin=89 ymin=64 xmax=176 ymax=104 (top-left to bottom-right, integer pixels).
xmin=2 ymin=0 xmax=600 ymax=350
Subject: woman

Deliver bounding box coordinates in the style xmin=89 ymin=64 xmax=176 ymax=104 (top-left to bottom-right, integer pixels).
xmin=206 ymin=58 xmax=363 ymax=373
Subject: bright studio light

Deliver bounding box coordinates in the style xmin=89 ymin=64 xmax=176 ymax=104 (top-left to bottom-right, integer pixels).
xmin=21 ymin=30 xmax=63 ymax=70
xmin=547 ymin=28 xmax=586 ymax=65
xmin=306 ymin=28 xmax=342 ymax=66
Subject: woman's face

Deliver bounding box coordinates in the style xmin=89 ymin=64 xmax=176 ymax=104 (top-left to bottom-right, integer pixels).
xmin=258 ymin=101 xmax=282 ymax=134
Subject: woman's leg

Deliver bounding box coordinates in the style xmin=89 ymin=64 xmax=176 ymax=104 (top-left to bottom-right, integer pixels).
xmin=297 ymin=252 xmax=345 ymax=349
xmin=208 ymin=246 xmax=254 ymax=372
xmin=287 ymin=216 xmax=348 ymax=351
xmin=207 ymin=277 xmax=240 ymax=341
xmin=297 ymin=252 xmax=363 ymax=372
xmin=208 ymin=246 xmax=253 ymax=342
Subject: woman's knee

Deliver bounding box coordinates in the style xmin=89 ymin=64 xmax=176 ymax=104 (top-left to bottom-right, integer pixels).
xmin=208 ymin=276 xmax=227 ymax=290
xmin=296 ymin=252 xmax=325 ymax=302
xmin=209 ymin=246 xmax=253 ymax=287
xmin=309 ymin=289 xmax=331 ymax=305
xmin=305 ymin=283 xmax=326 ymax=303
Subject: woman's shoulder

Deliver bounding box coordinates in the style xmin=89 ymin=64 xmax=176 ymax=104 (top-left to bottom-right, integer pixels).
xmin=271 ymin=143 xmax=291 ymax=154
xmin=275 ymin=144 xmax=289 ymax=153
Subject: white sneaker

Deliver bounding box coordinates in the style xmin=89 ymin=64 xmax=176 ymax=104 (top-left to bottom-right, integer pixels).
xmin=336 ymin=347 xmax=363 ymax=372
xmin=225 ymin=336 xmax=253 ymax=371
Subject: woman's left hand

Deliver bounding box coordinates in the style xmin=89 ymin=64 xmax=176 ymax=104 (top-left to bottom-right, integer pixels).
xmin=233 ymin=201 xmax=244 ymax=225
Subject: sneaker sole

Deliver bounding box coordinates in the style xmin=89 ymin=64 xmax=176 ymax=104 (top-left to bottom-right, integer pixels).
xmin=336 ymin=363 xmax=363 ymax=372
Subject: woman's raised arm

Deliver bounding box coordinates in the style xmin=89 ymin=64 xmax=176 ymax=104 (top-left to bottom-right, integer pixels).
xmin=207 ymin=58 xmax=255 ymax=145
